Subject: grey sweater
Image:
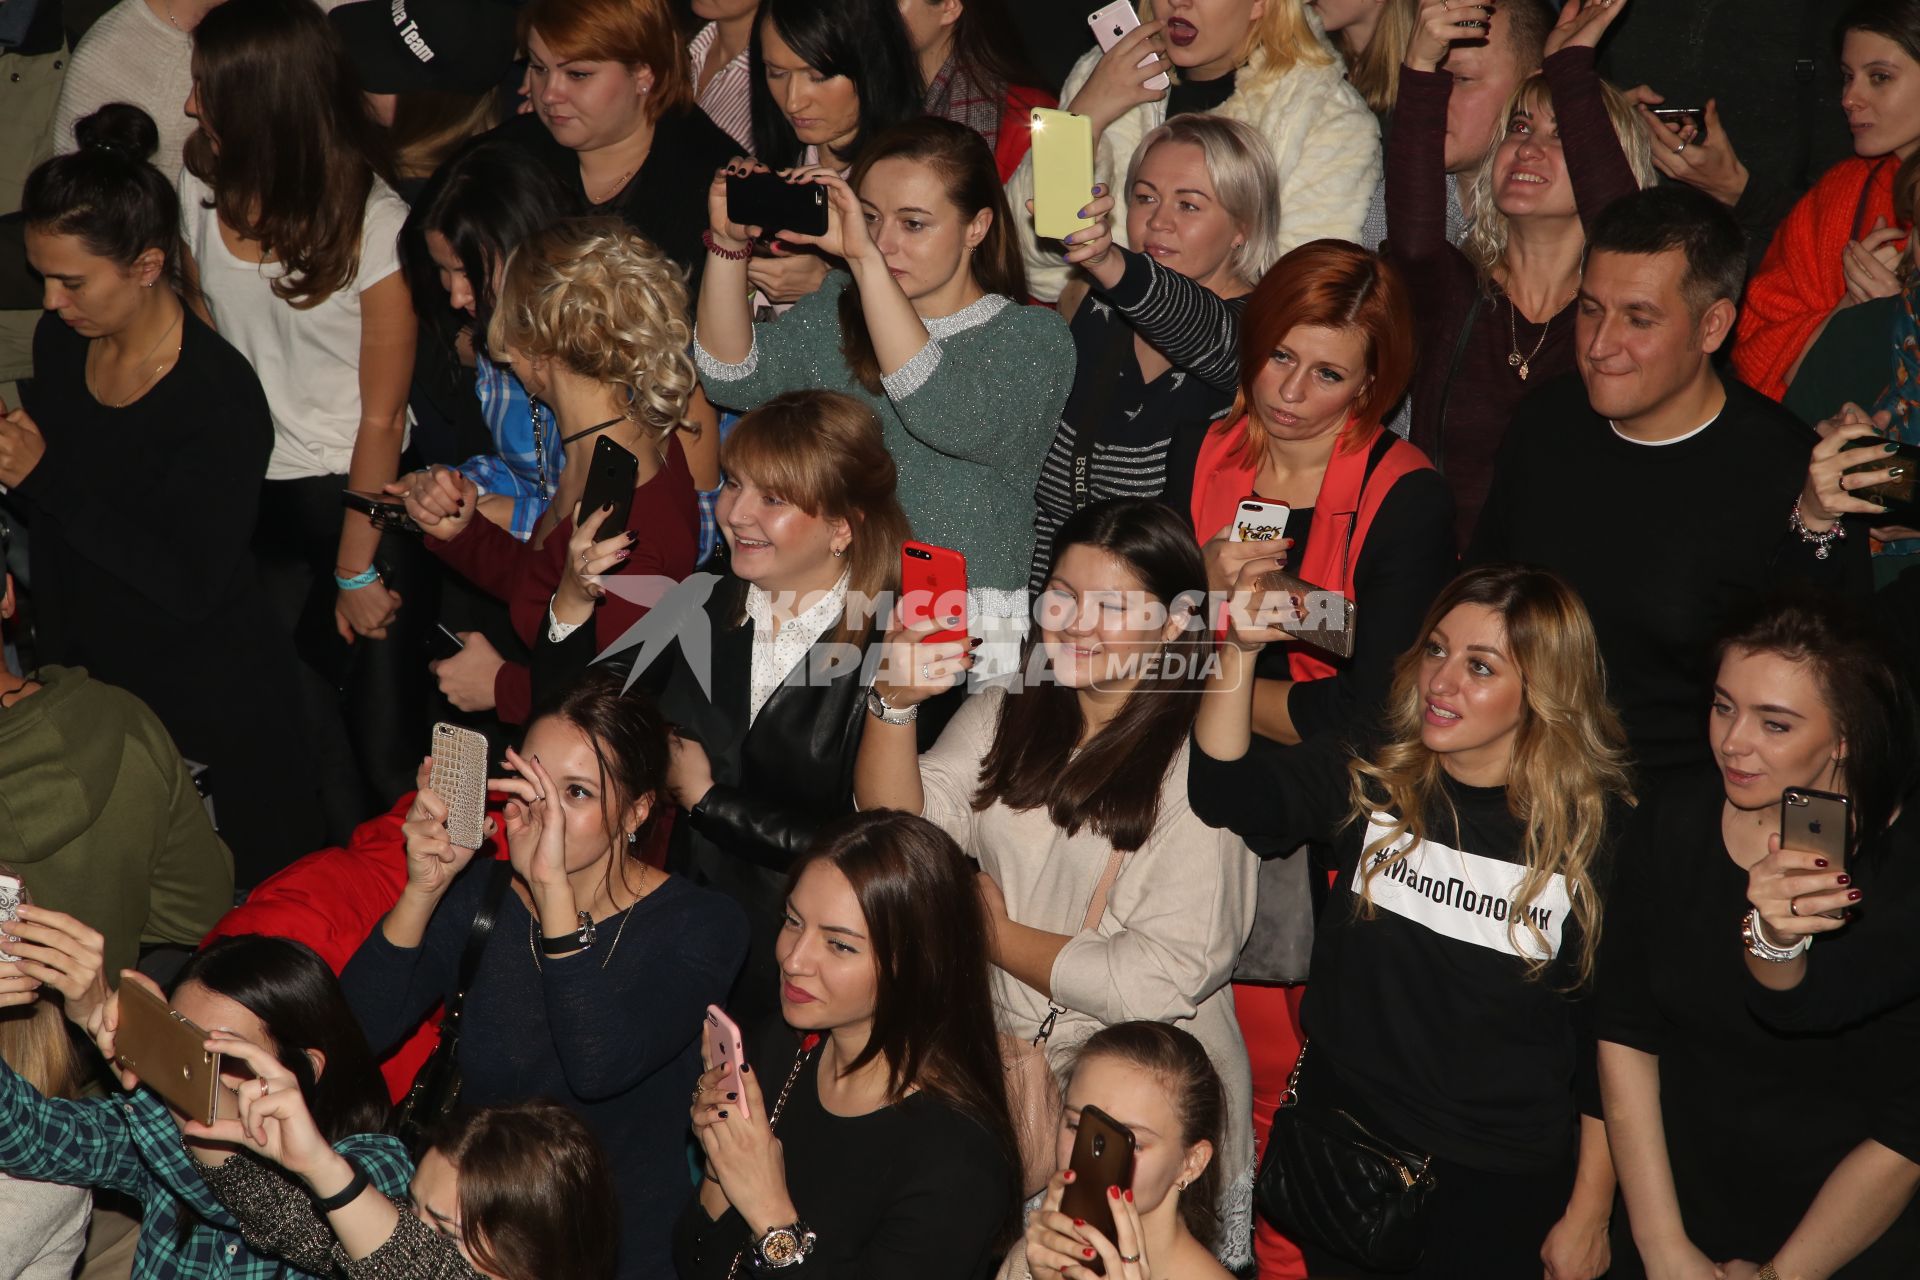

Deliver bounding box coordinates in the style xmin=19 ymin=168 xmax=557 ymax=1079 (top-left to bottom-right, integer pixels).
xmin=696 ymin=275 xmax=1075 ymax=602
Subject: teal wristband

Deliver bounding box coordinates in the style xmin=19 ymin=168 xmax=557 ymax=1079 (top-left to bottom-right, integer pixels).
xmin=334 ymin=567 xmax=379 ymax=591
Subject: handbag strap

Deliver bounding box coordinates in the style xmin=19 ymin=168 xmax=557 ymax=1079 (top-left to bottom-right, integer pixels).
xmin=1431 ymin=292 xmax=1482 ymax=478
xmin=1032 ymin=849 xmax=1128 ymax=1049
xmin=725 ymin=1035 xmax=822 ymax=1280
xmin=439 ymin=861 xmax=511 ymax=1055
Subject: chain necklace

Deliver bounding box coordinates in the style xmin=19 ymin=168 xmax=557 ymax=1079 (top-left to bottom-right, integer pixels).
xmin=88 ymin=308 xmax=183 ymax=408
xmin=1506 ymin=296 xmax=1552 ymax=382
xmin=585 ymin=164 xmax=640 ymax=207
xmin=526 ymin=863 xmax=652 ymax=971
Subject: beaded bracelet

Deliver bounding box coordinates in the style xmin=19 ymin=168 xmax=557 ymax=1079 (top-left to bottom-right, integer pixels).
xmin=334 ymin=567 xmax=380 ymax=592
xmin=702 ymin=229 xmax=752 ymax=262
xmin=1789 ymin=495 xmax=1846 ymax=561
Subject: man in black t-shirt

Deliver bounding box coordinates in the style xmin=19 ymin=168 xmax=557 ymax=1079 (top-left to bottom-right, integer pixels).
xmin=1469 ymin=186 xmax=1870 ymax=781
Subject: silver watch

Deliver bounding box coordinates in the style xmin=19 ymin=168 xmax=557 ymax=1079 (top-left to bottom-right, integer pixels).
xmin=865 ymin=686 xmax=918 ymax=725
xmin=751 ymin=1220 xmax=816 ymax=1269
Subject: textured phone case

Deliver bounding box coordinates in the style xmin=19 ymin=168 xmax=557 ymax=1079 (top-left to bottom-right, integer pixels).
xmin=1253 ymin=569 xmax=1358 ymax=659
xmin=0 ymin=874 xmax=21 ymax=962
xmin=431 ymin=723 xmax=490 ymax=850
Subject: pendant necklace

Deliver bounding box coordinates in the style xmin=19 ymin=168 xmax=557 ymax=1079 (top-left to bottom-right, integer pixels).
xmin=1507 ymin=296 xmax=1552 ymax=382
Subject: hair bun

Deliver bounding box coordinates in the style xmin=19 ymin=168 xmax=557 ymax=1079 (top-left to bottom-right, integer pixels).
xmin=73 ymin=103 xmax=160 ymax=163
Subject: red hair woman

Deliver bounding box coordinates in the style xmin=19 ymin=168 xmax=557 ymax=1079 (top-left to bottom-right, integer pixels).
xmin=1168 ymin=239 xmax=1456 ymax=1279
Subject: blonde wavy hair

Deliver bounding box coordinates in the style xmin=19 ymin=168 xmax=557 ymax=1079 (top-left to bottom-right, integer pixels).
xmin=1336 ymin=0 xmax=1421 ymax=117
xmin=1346 ymin=566 xmax=1633 ymax=987
xmin=1459 ymin=73 xmax=1658 ymax=286
xmin=1139 ymin=0 xmax=1334 ymax=81
xmin=486 ymin=217 xmax=695 ymax=446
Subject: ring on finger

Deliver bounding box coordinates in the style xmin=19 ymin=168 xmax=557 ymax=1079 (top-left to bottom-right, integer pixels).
xmin=921 ymin=662 xmax=932 ymax=681
xmin=1789 ymin=897 xmax=1801 ymax=917
xmin=1120 ymin=1255 xmax=1141 ymax=1265
xmin=1674 ymin=141 xmax=1688 ymax=155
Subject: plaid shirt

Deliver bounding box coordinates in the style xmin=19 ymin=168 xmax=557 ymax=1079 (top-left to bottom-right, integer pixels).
xmin=695 ymin=410 xmax=743 ymax=565
xmin=924 ymin=54 xmax=1003 ymax=153
xmin=456 ymin=351 xmax=561 ymax=542
xmin=0 ymin=1059 xmax=410 ymax=1280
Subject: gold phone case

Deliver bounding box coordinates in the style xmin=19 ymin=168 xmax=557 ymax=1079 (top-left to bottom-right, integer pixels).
xmin=1030 ymin=108 xmax=1096 ymax=242
xmin=1253 ymin=568 xmax=1358 ymax=659
xmin=114 ymin=980 xmax=237 ymax=1126
xmin=430 ymin=722 xmax=490 ymax=850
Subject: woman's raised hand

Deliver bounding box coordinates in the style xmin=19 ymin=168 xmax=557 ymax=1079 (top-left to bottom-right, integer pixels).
xmin=184 ymin=1032 xmax=338 ymax=1183
xmin=708 ymin=157 xmax=767 ymax=253
xmin=871 ymin=603 xmax=977 ymax=710
xmin=1632 ymin=93 xmax=1750 ymax=208
xmin=385 ymin=466 xmax=477 ymax=543
xmin=1406 ymin=1 xmax=1493 ymax=73
xmin=400 ymin=758 xmax=483 ymax=895
xmin=493 ymin=748 xmax=570 ymax=891
xmin=772 ymin=170 xmax=872 ymax=266
xmin=3 ymin=905 xmax=111 ymax=1038
xmin=1544 ymin=0 xmax=1631 ymax=58
xmin=1800 ymin=405 xmax=1898 ymax=528
xmin=1749 ymin=832 xmax=1856 ymax=941
xmin=554 ymin=501 xmax=637 ymax=625
xmin=1067 ymin=19 xmax=1169 ymax=135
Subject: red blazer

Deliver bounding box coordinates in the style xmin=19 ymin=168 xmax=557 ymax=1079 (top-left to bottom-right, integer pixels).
xmin=1734 ymin=155 xmax=1906 ymax=402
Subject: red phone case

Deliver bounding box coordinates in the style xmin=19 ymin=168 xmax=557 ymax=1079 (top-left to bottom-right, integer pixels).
xmin=704 ymin=1005 xmax=749 ymax=1119
xmin=901 ymin=541 xmax=969 ymax=645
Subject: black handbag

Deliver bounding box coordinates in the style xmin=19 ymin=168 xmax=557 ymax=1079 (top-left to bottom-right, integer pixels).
xmin=1254 ymin=1043 xmax=1436 ymax=1271
xmin=393 ymin=860 xmax=511 ymax=1158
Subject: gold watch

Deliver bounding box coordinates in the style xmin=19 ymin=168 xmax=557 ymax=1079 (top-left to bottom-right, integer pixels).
xmin=751 ymin=1220 xmax=815 ymax=1269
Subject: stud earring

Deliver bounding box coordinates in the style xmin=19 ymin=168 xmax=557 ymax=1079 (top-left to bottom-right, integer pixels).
xmin=831 ymin=545 xmax=847 ymax=558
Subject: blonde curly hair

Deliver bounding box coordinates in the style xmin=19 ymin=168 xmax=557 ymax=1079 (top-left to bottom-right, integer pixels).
xmin=486 ymin=216 xmax=695 ymax=445
xmin=1459 ymin=73 xmax=1658 ymax=287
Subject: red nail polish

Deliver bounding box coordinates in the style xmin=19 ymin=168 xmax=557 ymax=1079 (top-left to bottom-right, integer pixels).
xmin=1838 ymin=874 xmax=1851 ymax=885
xmin=1084 ymin=1249 xmax=1096 ymax=1259
xmin=1814 ymin=858 xmax=1829 ymax=868
xmin=1849 ymin=890 xmax=1862 ymax=900
xmin=1124 ymin=1188 xmax=1133 ymax=1202
xmin=1063 ymin=1169 xmax=1075 ymax=1183
xmin=1073 ymin=1219 xmax=1085 ymax=1227
xmin=1108 ymin=1185 xmax=1120 ymax=1199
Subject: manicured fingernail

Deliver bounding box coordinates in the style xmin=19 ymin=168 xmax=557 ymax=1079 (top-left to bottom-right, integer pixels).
xmin=1063 ymin=1169 xmax=1076 ymax=1182
xmin=1094 ymin=183 xmax=1106 ymax=195
xmin=615 ymin=549 xmax=632 ymax=560
xmin=740 ymin=1063 xmax=750 ymax=1074
xmin=1815 ymin=858 xmax=1829 ymax=868
xmin=624 ymin=530 xmax=639 ymax=542
xmin=1888 ymin=443 xmax=1902 ymax=452
xmin=1124 ymin=1188 xmax=1133 ymax=1202
xmin=717 ymin=1109 xmax=728 ymax=1118
xmin=1838 ymin=874 xmax=1851 ymax=885
xmin=1108 ymin=1186 xmax=1120 ymax=1199
xmin=1084 ymin=1249 xmax=1096 ymax=1259
xmin=1073 ymin=1219 xmax=1085 ymax=1227
xmin=725 ymin=1092 xmax=737 ymax=1100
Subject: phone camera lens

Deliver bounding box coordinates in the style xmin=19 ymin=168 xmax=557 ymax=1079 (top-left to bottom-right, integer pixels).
xmin=1092 ymin=1136 xmax=1105 ymax=1157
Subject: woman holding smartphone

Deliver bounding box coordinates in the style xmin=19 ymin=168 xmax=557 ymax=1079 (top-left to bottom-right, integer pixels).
xmin=675 ymin=810 xmax=1020 ymax=1279
xmin=342 ymin=668 xmax=747 ymax=1280
xmin=697 ymin=117 xmax=1074 ymax=678
xmin=1008 ymin=1021 xmax=1234 ymax=1280
xmin=1189 ymin=563 xmax=1633 ymax=1278
xmin=394 ymin=218 xmax=701 ymax=726
xmin=1007 ymin=0 xmax=1380 ymax=303
xmin=1597 ymin=591 xmax=1920 ymax=1278
xmin=856 ymin=497 xmax=1259 ymax=1263
xmin=535 ymin=389 xmax=911 ymax=1034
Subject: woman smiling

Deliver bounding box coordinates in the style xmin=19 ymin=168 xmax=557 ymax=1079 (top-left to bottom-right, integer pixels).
xmin=1190 ymin=564 xmax=1634 ymax=1278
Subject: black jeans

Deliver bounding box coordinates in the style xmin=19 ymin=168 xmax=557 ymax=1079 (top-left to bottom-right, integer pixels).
xmin=255 ymin=473 xmax=440 ymax=835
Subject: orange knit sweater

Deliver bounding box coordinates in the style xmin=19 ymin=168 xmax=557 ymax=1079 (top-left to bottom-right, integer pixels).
xmin=1733 ymin=155 xmax=1905 ymax=402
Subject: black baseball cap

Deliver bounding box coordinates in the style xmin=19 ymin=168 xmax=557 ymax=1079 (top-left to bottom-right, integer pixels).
xmin=330 ymin=0 xmax=519 ymax=96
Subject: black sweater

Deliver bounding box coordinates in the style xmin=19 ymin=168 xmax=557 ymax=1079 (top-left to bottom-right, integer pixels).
xmin=1594 ymin=775 xmax=1920 ymax=1275
xmin=1188 ymin=732 xmax=1623 ymax=1173
xmin=342 ymin=869 xmax=748 ymax=1279
xmin=672 ymin=1025 xmax=1017 ymax=1280
xmin=1466 ymin=374 xmax=1870 ymax=781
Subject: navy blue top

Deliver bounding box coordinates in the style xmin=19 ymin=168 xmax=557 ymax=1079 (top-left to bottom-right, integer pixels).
xmin=343 ymin=867 xmax=748 ymax=1279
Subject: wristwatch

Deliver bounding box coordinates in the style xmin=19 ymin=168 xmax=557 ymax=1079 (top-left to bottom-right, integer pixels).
xmin=865 ymin=686 xmax=918 ymax=725
xmin=751 ymin=1220 xmax=816 ymax=1269
xmin=539 ymin=910 xmax=597 ymax=956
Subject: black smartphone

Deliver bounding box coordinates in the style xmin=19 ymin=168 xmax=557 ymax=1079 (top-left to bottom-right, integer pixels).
xmin=1649 ymin=106 xmax=1709 ymax=144
xmin=1058 ymin=1104 xmax=1135 ymax=1274
xmin=726 ymin=171 xmax=830 ymax=238
xmin=576 ymin=436 xmax=639 ymax=541
xmin=342 ymin=489 xmax=424 ymax=536
xmin=426 ymin=622 xmax=465 ymax=664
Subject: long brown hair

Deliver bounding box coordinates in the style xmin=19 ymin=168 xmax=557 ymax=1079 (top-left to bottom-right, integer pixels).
xmin=974 ymin=499 xmax=1208 ymax=852
xmin=790 ymin=811 xmax=1021 ymax=1237
xmin=0 ymin=971 xmax=78 ymax=1102
xmin=1224 ymin=240 xmax=1416 ymax=467
xmin=183 ymin=0 xmax=392 ymax=308
xmin=839 ymin=118 xmax=1027 ymax=394
xmin=429 ymin=1101 xmax=618 ymax=1280
xmin=718 ymin=390 xmax=911 ymax=648
xmin=1348 ymin=565 xmax=1633 ymax=986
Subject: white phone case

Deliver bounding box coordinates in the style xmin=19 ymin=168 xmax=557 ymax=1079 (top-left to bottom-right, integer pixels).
xmin=1230 ymin=500 xmax=1291 ymax=544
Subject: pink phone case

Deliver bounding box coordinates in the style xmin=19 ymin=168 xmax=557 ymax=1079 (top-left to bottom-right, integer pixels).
xmin=1088 ymin=0 xmax=1172 ymax=92
xmin=704 ymin=1005 xmax=749 ymax=1118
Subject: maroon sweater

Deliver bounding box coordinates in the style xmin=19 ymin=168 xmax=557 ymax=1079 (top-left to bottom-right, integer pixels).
xmin=429 ymin=435 xmax=699 ymax=723
xmin=1387 ymin=47 xmax=1639 ymax=548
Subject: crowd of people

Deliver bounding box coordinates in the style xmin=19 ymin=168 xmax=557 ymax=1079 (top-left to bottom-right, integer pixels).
xmin=2 ymin=0 xmax=1920 ymax=1277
